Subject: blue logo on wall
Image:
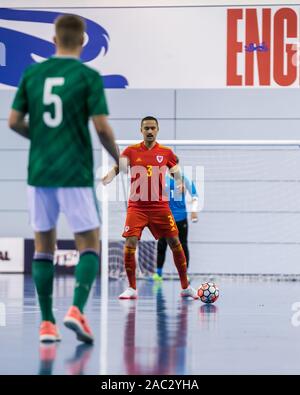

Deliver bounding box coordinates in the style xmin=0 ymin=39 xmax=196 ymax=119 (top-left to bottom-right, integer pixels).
xmin=0 ymin=8 xmax=128 ymax=88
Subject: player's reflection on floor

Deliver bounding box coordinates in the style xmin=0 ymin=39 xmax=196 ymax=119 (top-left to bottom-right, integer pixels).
xmin=38 ymin=343 xmax=59 ymax=375
xmin=198 ymin=303 xmax=218 ymax=330
xmin=65 ymin=344 xmax=94 ymax=375
xmin=38 ymin=343 xmax=94 ymax=375
xmin=122 ymin=283 xmax=191 ymax=375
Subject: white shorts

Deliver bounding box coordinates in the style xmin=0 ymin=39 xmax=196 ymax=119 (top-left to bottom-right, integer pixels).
xmin=27 ymin=186 xmax=100 ymax=233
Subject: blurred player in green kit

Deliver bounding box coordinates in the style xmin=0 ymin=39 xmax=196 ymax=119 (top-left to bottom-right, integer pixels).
xmin=9 ymin=14 xmax=119 ymax=343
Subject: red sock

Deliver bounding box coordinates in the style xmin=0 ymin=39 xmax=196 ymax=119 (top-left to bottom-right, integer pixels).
xmin=124 ymin=246 xmax=137 ymax=290
xmin=170 ymin=243 xmax=189 ymax=289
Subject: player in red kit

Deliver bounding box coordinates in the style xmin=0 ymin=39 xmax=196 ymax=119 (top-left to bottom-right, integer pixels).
xmin=102 ymin=116 xmax=199 ymax=300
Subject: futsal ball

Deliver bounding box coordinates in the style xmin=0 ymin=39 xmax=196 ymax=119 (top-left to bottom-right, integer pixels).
xmin=197 ymin=282 xmax=219 ymax=304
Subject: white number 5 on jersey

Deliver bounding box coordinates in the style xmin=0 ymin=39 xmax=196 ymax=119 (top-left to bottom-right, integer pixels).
xmin=43 ymin=77 xmax=65 ymax=127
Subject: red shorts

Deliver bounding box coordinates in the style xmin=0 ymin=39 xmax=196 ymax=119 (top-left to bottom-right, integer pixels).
xmin=122 ymin=208 xmax=179 ymax=240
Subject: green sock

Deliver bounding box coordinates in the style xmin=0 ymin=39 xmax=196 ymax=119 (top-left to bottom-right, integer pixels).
xmin=32 ymin=260 xmax=55 ymax=324
xmin=73 ymin=252 xmax=99 ymax=313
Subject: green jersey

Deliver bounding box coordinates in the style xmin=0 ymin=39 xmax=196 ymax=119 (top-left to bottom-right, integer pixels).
xmin=12 ymin=57 xmax=109 ymax=187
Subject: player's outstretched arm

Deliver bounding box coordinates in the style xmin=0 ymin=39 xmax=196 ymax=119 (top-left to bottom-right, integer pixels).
xmin=8 ymin=110 xmax=29 ymax=139
xmin=170 ymin=164 xmax=184 ymax=192
xmin=92 ymin=115 xmax=119 ymax=164
xmin=101 ymin=156 xmax=129 ymax=185
xmin=102 ymin=165 xmax=119 ymax=185
xmin=184 ymin=176 xmax=199 ymax=222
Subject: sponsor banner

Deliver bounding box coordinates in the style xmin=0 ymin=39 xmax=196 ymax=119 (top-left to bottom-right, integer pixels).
xmin=0 ymin=238 xmax=24 ymax=273
xmin=24 ymin=240 xmax=100 ymax=274
xmin=226 ymin=7 xmax=300 ymax=87
xmin=0 ymin=5 xmax=299 ymax=88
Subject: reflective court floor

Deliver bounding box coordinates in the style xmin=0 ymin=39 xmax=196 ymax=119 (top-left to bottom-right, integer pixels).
xmin=1 ymin=274 xmax=300 ymax=375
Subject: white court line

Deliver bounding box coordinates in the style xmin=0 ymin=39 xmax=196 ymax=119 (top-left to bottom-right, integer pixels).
xmin=6 ymin=311 xmax=40 ymax=315
xmin=5 ymin=307 xmax=58 ymax=315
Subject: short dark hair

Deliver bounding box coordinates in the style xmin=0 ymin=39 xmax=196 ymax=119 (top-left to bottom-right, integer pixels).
xmin=55 ymin=14 xmax=86 ymax=49
xmin=141 ymin=116 xmax=159 ymax=127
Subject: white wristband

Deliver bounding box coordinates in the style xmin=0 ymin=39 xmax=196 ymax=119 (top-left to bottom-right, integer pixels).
xmin=191 ymin=197 xmax=199 ymax=213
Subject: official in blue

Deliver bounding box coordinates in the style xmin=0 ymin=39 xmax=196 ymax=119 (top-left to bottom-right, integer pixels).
xmin=153 ymin=158 xmax=199 ymax=280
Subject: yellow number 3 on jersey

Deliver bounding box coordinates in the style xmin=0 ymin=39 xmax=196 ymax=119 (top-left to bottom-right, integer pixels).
xmin=147 ymin=165 xmax=152 ymax=177
xmin=168 ymin=215 xmax=175 ymax=227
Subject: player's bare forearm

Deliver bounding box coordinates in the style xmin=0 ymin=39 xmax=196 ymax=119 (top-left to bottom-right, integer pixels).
xmin=191 ymin=198 xmax=199 ymax=222
xmin=102 ymin=165 xmax=119 ymax=185
xmin=98 ymin=131 xmax=119 ymax=164
xmin=92 ymin=115 xmax=119 ymax=163
xmin=102 ymin=156 xmax=129 ymax=184
xmin=8 ymin=110 xmax=30 ymax=139
xmin=11 ymin=122 xmax=29 ymax=139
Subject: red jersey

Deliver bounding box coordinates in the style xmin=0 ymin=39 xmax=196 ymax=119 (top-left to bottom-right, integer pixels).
xmin=121 ymin=141 xmax=178 ymax=211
